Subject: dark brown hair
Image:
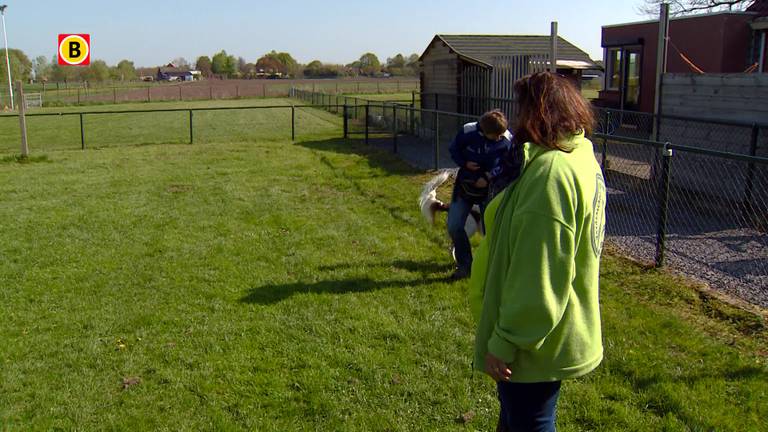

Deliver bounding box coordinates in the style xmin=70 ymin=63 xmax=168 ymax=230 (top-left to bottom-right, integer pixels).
xmin=513 ymin=72 xmax=594 ymax=152
xmin=478 ymin=110 xmax=509 ymax=136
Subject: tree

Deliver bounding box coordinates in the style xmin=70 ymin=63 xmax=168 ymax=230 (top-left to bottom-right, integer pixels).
xmin=302 ymin=60 xmax=341 ymax=78
xmin=33 ymin=56 xmax=51 ymax=81
xmin=196 ymin=56 xmax=212 ymax=77
xmin=385 ymin=53 xmax=408 ymax=76
xmin=238 ymin=57 xmax=250 ymax=76
xmin=303 ymin=60 xmax=323 ymax=77
xmin=172 ymin=57 xmax=190 ymax=70
xmin=49 ymin=55 xmax=79 ymax=82
xmin=264 ymin=51 xmax=298 ymax=77
xmin=256 ymin=55 xmax=286 ymax=75
xmin=0 ymin=49 xmax=33 ymax=84
xmin=114 ymin=60 xmax=137 ymax=81
xmin=638 ymin=0 xmax=754 ymax=16
xmin=358 ymin=52 xmax=381 ymax=76
xmin=81 ymin=60 xmax=110 ymax=82
xmin=212 ymin=50 xmax=236 ymax=77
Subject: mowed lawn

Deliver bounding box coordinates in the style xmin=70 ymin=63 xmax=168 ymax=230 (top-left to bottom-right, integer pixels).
xmin=0 ymin=105 xmax=767 ymax=431
xmin=0 ymin=98 xmax=340 ymax=154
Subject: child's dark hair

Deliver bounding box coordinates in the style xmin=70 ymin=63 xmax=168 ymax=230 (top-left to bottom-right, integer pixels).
xmin=479 ymin=110 xmax=508 ymax=136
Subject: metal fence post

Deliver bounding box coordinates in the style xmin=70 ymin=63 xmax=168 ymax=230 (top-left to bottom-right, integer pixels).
xmin=147 ymin=87 xmax=151 ymax=103
xmin=365 ymin=104 xmax=369 ymax=145
xmin=601 ymin=137 xmax=608 ymax=174
xmin=743 ymin=124 xmax=760 ymax=220
xmin=189 ymin=110 xmax=194 ymax=144
xmin=79 ymin=113 xmax=85 ymax=150
xmin=113 ymin=87 xmax=117 ymax=104
xmin=392 ymin=104 xmax=398 ymax=153
xmin=410 ymin=103 xmax=416 ymax=136
xmin=655 ymin=144 xmax=673 ymax=267
xmin=343 ymin=105 xmax=349 ymax=139
xmin=291 ymin=105 xmax=296 ymax=141
xmin=434 ymin=111 xmax=440 ymax=170
xmin=17 ymin=81 xmax=29 ymax=157
xmin=435 ymin=93 xmax=439 ymax=111
xmin=179 ymin=86 xmax=183 ymax=101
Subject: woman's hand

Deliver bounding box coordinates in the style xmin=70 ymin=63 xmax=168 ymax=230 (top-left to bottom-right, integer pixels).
xmin=485 ymin=352 xmax=512 ymax=382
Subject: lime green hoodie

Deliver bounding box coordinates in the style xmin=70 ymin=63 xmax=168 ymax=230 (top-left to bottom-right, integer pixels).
xmin=472 ymin=133 xmax=606 ymax=383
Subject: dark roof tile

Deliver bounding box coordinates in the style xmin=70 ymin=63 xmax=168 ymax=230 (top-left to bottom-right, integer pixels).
xmin=435 ymin=34 xmax=595 ymax=66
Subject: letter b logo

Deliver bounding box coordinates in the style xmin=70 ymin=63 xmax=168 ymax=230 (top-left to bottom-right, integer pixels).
xmin=58 ymin=34 xmax=90 ymax=66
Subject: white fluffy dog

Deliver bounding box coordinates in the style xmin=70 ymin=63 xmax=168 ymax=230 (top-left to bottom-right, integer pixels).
xmin=419 ymin=169 xmax=482 ymax=241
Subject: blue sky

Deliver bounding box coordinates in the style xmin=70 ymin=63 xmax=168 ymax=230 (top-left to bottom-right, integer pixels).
xmin=4 ymin=0 xmax=647 ymax=66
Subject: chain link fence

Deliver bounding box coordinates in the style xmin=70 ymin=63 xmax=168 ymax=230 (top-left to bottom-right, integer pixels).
xmin=3 ymin=79 xmax=419 ymax=108
xmin=294 ymin=89 xmax=768 ymax=308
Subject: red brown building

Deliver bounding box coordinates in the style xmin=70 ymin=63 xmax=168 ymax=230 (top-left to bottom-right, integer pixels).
xmin=597 ymin=3 xmax=768 ymax=113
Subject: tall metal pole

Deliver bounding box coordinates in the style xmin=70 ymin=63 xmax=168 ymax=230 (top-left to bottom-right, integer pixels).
xmin=653 ymin=3 xmax=670 ymax=141
xmin=1 ymin=6 xmax=14 ymax=110
xmin=16 ymin=81 xmax=27 ymax=155
xmin=549 ymin=21 xmax=558 ymax=72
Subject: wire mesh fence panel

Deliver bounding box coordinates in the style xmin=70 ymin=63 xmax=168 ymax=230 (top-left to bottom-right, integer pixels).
xmin=758 ymin=127 xmax=768 ymax=160
xmin=0 ymin=116 xmax=22 ymax=153
xmin=601 ymin=137 xmax=662 ymax=265
xmin=595 ymin=108 xmax=655 ymax=140
xmin=0 ymin=114 xmax=87 ymax=153
xmin=294 ymin=106 xmax=343 ymax=140
xmin=663 ymin=149 xmax=768 ymax=308
xmin=659 ymin=117 xmax=755 ymax=155
xmin=193 ymin=108 xmax=293 ymax=143
xmin=83 ymin=111 xmax=190 ymax=148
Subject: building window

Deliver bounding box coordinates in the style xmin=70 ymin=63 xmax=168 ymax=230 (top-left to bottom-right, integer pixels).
xmin=606 ymin=48 xmax=622 ymax=90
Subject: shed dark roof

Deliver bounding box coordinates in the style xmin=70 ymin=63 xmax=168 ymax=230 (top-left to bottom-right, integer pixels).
xmin=747 ymin=0 xmax=768 ymax=15
xmin=425 ymin=34 xmax=596 ymax=67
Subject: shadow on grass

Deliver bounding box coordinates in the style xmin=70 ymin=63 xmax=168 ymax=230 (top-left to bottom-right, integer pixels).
xmin=0 ymin=154 xmax=51 ymax=164
xmin=317 ymin=259 xmax=452 ymax=274
xmin=240 ymin=260 xmax=452 ymax=305
xmin=607 ymin=362 xmax=768 ymax=430
xmin=295 ymin=138 xmax=421 ymax=177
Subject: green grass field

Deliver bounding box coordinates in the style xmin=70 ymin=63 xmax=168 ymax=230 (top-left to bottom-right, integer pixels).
xmin=0 ymin=98 xmax=340 ymax=154
xmin=1 ymin=100 xmax=766 ymax=430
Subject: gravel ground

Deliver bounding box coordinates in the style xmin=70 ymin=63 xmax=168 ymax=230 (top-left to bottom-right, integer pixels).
xmin=369 ymin=134 xmax=768 ymax=309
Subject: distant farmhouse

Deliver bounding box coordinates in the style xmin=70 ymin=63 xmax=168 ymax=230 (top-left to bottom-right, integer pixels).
xmin=156 ymin=63 xmax=202 ymax=82
xmin=597 ymin=1 xmax=768 ymax=112
xmin=418 ymin=34 xmax=598 ymax=116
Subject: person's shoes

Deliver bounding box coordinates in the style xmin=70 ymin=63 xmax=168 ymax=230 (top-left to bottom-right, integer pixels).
xmin=449 ymin=268 xmax=470 ymax=281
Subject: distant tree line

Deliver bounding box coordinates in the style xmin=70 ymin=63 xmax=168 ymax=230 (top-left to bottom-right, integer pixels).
xmin=2 ymin=48 xmax=420 ymax=84
xmin=0 ymin=50 xmax=139 ymax=84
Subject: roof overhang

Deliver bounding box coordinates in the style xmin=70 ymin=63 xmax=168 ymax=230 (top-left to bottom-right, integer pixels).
xmin=752 ymin=17 xmax=768 ymax=30
xmin=602 ymin=10 xmax=757 ymax=29
xmin=418 ymin=35 xmax=493 ymax=68
xmin=557 ymin=60 xmax=600 ymax=70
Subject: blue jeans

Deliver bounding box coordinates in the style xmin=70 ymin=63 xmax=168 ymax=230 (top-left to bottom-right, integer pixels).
xmin=446 ymin=188 xmax=485 ymax=272
xmin=497 ymin=381 xmax=562 ymax=432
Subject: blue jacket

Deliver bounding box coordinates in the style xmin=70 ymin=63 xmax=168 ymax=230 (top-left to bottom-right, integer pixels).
xmin=449 ymin=122 xmax=512 ymax=185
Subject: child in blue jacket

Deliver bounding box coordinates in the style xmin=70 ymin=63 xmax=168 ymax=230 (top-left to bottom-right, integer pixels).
xmin=447 ymin=110 xmax=512 ymax=280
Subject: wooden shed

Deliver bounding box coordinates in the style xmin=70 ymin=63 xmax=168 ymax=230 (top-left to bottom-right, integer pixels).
xmin=419 ymin=34 xmax=598 ymax=116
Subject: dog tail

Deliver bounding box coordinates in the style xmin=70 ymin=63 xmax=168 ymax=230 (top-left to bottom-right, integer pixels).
xmin=419 ymin=169 xmax=456 ymax=225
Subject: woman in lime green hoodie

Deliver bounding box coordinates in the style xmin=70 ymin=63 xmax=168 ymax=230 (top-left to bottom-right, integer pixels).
xmin=471 ymin=72 xmax=606 ymax=432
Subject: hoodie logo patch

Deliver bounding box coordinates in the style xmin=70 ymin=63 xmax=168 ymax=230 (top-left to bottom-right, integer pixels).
xmin=592 ymin=173 xmax=606 ymax=257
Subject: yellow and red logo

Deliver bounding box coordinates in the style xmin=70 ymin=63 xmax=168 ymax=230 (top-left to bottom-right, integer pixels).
xmin=58 ymin=34 xmax=90 ymax=66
